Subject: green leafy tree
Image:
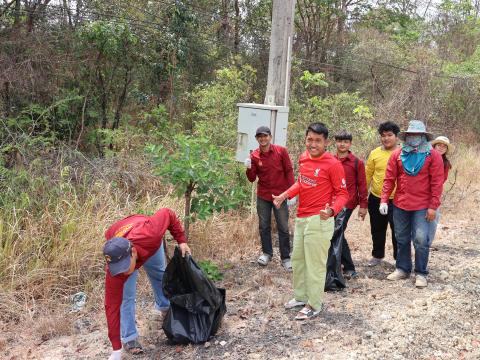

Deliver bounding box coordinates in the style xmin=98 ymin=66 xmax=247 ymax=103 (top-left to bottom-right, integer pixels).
xmin=189 ymin=65 xmax=257 ymax=148
xmin=146 ymin=134 xmax=247 ymax=237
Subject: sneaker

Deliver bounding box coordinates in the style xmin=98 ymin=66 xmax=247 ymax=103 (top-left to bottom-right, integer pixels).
xmin=282 ymin=258 xmax=292 ymax=271
xmin=415 ymin=274 xmax=428 ymax=288
xmin=294 ymin=305 xmax=322 ymax=320
xmin=284 ymin=298 xmax=306 ymax=309
xmin=387 ymin=269 xmax=409 ymax=281
xmin=124 ymin=339 xmax=144 ymax=355
xmin=257 ymin=253 xmax=272 ymax=266
xmin=343 ymin=270 xmax=359 ymax=279
xmin=367 ymin=257 xmax=382 ymax=267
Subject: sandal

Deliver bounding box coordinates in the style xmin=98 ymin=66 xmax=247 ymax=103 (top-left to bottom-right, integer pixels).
xmin=284 ymin=298 xmax=306 ymax=309
xmin=294 ymin=306 xmax=321 ymax=320
xmin=124 ymin=339 xmax=144 ymax=355
xmin=257 ymin=253 xmax=272 ymax=266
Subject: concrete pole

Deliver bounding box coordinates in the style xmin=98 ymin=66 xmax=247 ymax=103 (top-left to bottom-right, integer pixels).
xmin=264 ymin=0 xmax=296 ymax=107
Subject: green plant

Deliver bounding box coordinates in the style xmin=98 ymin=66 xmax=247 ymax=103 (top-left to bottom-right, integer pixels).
xmin=198 ymin=260 xmax=223 ymax=281
xmin=189 ymin=65 xmax=257 ymax=148
xmin=146 ymin=134 xmax=247 ymax=236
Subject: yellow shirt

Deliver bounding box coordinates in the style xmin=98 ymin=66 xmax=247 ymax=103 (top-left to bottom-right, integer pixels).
xmin=365 ymin=146 xmax=396 ymax=198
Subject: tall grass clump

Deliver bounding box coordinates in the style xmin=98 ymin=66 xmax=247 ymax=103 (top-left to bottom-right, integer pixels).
xmin=0 ymin=144 xmax=174 ymax=322
xmin=0 ymin=142 xmax=257 ymax=323
xmin=442 ymin=144 xmax=480 ymax=214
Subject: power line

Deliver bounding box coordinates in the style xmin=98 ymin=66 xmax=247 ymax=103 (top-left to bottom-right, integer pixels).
xmin=295 ymin=55 xmax=474 ymax=81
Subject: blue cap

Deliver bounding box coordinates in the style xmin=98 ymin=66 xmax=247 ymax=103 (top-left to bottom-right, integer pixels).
xmin=103 ymin=237 xmax=132 ymax=276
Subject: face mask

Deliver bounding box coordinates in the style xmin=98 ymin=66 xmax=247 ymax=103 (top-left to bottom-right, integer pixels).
xmin=405 ymin=135 xmax=423 ymax=147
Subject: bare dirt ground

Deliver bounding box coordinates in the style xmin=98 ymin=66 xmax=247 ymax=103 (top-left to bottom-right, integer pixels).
xmin=2 ymin=210 xmax=480 ymax=360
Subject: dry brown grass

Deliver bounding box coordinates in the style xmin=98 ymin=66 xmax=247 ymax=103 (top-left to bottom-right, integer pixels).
xmin=33 ymin=312 xmax=73 ymax=342
xmin=442 ymin=144 xmax=480 ymax=214
xmin=1 ymin=143 xmax=479 ymax=347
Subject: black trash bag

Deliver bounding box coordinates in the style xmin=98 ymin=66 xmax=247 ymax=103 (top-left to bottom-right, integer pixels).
xmin=162 ymin=247 xmax=226 ymax=344
xmin=324 ymin=209 xmax=347 ymax=291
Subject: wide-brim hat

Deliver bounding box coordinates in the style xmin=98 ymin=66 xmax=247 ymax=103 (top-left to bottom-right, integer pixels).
xmin=431 ymin=136 xmax=455 ymax=154
xmin=398 ymin=120 xmax=433 ymax=141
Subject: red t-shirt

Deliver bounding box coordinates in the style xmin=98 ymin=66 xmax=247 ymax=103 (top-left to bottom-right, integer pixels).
xmin=104 ymin=208 xmax=186 ymax=350
xmin=334 ymin=152 xmax=368 ymax=210
xmin=286 ymin=151 xmax=349 ymax=218
xmin=246 ymin=144 xmax=295 ymax=201
xmin=381 ymin=148 xmax=444 ymax=210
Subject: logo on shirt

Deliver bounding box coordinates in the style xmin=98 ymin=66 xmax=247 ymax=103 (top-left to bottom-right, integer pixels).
xmin=300 ymin=174 xmax=317 ymax=187
xmin=258 ymin=160 xmax=263 ymax=167
xmin=341 ymin=178 xmax=347 ymax=188
xmin=114 ymin=223 xmax=134 ymax=238
xmin=314 ymin=168 xmax=320 ymax=177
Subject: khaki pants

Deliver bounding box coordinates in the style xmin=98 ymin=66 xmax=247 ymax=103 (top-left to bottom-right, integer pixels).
xmin=292 ymin=214 xmax=333 ymax=310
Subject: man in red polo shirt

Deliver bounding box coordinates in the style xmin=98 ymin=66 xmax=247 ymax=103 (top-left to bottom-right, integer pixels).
xmin=245 ymin=126 xmax=295 ymax=270
xmin=333 ymin=131 xmax=368 ymax=279
xmin=103 ymin=208 xmax=191 ymax=360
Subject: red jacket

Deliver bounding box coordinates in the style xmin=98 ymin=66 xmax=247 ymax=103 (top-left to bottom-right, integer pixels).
xmin=104 ymin=208 xmax=186 ymax=350
xmin=286 ymin=151 xmax=349 ymax=218
xmin=381 ymin=148 xmax=444 ymax=211
xmin=246 ymin=144 xmax=295 ymax=201
xmin=334 ymin=152 xmax=368 ymax=210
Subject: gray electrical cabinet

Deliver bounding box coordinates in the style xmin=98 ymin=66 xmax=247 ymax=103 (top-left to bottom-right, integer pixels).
xmin=236 ymin=103 xmax=289 ymax=162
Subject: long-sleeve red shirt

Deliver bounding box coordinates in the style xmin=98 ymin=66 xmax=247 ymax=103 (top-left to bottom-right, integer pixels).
xmin=104 ymin=208 xmax=186 ymax=350
xmin=246 ymin=144 xmax=295 ymax=202
xmin=381 ymin=148 xmax=444 ymax=211
xmin=334 ymin=152 xmax=368 ymax=210
xmin=286 ymin=151 xmax=349 ymax=218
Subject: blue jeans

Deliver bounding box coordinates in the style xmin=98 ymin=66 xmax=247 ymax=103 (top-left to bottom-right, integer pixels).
xmin=120 ymin=245 xmax=169 ymax=343
xmin=393 ymin=206 xmax=432 ymax=276
xmin=427 ymin=208 xmax=441 ymax=245
xmin=256 ymin=196 xmax=290 ymax=259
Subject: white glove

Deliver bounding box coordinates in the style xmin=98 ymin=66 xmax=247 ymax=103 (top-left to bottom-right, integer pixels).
xmin=379 ymin=203 xmax=388 ymax=215
xmin=244 ymin=158 xmax=252 ymax=169
xmin=108 ymin=350 xmax=122 ymax=360
xmin=287 ymin=197 xmax=297 ymax=207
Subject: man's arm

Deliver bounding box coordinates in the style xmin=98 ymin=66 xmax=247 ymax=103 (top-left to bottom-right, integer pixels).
xmin=245 ymin=154 xmax=257 ymax=183
xmin=329 ymin=162 xmax=349 ymax=216
xmin=164 ymin=208 xmax=187 ymax=244
xmin=365 ymin=151 xmax=375 ymax=190
xmin=273 ymin=181 xmax=300 ymax=208
xmin=357 ymin=159 xmax=369 ymax=209
xmin=429 ymin=150 xmax=444 ymax=210
xmin=105 ymin=271 xmax=127 ymax=351
xmin=380 ymin=150 xmax=398 ymax=203
xmin=282 ymin=148 xmax=295 ymax=187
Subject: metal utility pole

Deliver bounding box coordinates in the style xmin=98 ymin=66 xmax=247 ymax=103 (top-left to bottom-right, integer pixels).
xmin=264 ymin=0 xmax=296 ymax=107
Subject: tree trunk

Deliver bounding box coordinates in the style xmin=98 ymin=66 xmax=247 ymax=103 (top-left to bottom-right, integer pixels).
xmin=97 ymin=68 xmax=108 ymax=129
xmin=184 ymin=186 xmax=193 ymax=239
xmin=234 ymin=0 xmax=240 ymax=54
xmin=62 ymin=0 xmax=73 ymax=27
xmin=2 ymin=82 xmax=10 ymax=116
xmin=14 ymin=0 xmax=20 ymax=26
xmin=112 ymin=66 xmax=131 ymax=130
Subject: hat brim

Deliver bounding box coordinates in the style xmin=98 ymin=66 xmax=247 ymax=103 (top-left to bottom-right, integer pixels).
xmin=108 ymin=255 xmax=132 ymax=276
xmin=255 ymin=132 xmax=271 ymax=137
xmin=431 ymin=140 xmax=455 ymax=154
xmin=398 ymin=131 xmax=433 ymax=141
